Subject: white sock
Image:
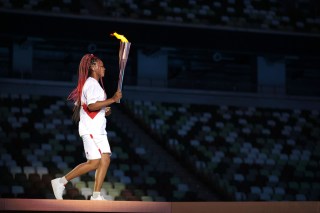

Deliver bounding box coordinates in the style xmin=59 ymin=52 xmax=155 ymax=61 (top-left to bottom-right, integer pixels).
xmin=92 ymin=191 xmax=101 ymax=199
xmin=59 ymin=176 xmax=68 ymax=185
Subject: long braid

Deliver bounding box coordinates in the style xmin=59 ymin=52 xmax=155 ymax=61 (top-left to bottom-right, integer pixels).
xmin=68 ymin=54 xmax=98 ymax=122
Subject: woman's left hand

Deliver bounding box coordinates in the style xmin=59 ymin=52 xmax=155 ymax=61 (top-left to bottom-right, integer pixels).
xmin=105 ymin=107 xmax=111 ymax=116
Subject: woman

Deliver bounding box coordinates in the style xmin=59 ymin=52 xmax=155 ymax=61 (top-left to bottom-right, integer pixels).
xmin=51 ymin=53 xmax=122 ymax=200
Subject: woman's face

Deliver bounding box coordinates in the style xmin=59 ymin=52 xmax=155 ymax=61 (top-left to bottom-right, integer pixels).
xmin=95 ymin=60 xmax=106 ymax=78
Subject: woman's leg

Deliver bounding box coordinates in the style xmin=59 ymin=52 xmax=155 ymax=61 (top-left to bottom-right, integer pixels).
xmin=94 ymin=153 xmax=111 ymax=192
xmin=52 ymin=159 xmax=100 ymax=200
xmin=65 ymin=159 xmax=100 ymax=181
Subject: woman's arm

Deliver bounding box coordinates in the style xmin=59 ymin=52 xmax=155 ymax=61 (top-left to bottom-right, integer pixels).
xmin=87 ymin=90 xmax=122 ymax=111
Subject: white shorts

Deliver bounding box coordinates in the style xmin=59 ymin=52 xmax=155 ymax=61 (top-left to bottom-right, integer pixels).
xmin=82 ymin=134 xmax=111 ymax=160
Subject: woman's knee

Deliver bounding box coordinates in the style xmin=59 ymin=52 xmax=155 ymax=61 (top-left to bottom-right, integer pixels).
xmin=87 ymin=159 xmax=100 ymax=169
xmin=100 ymin=153 xmax=111 ymax=167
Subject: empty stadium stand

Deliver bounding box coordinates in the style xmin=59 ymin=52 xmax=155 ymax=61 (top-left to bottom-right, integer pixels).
xmin=1 ymin=92 xmax=319 ymax=201
xmin=0 ymin=93 xmax=213 ymax=201
xmin=122 ymin=99 xmax=320 ymax=201
xmin=1 ymin=0 xmax=319 ymax=34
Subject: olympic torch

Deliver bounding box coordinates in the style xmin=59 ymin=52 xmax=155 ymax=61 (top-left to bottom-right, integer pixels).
xmin=111 ymin=32 xmax=131 ymax=103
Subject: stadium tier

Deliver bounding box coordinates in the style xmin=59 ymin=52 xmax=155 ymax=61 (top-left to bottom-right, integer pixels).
xmin=0 ymin=94 xmax=319 ymax=201
xmin=0 ymin=0 xmax=319 ymax=33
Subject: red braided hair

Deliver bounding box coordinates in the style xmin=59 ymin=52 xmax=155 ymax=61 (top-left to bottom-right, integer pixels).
xmin=68 ymin=53 xmax=99 ymax=122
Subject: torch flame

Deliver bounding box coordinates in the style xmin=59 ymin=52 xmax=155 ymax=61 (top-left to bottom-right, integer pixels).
xmin=111 ymin=32 xmax=129 ymax=43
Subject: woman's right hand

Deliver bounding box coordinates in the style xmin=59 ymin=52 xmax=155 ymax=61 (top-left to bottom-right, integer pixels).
xmin=112 ymin=90 xmax=122 ymax=102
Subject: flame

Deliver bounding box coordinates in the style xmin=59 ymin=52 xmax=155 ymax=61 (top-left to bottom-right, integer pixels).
xmin=111 ymin=32 xmax=129 ymax=43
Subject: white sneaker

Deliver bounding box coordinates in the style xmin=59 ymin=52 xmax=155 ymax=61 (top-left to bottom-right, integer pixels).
xmin=51 ymin=178 xmax=65 ymax=200
xmin=90 ymin=195 xmax=105 ymax=200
